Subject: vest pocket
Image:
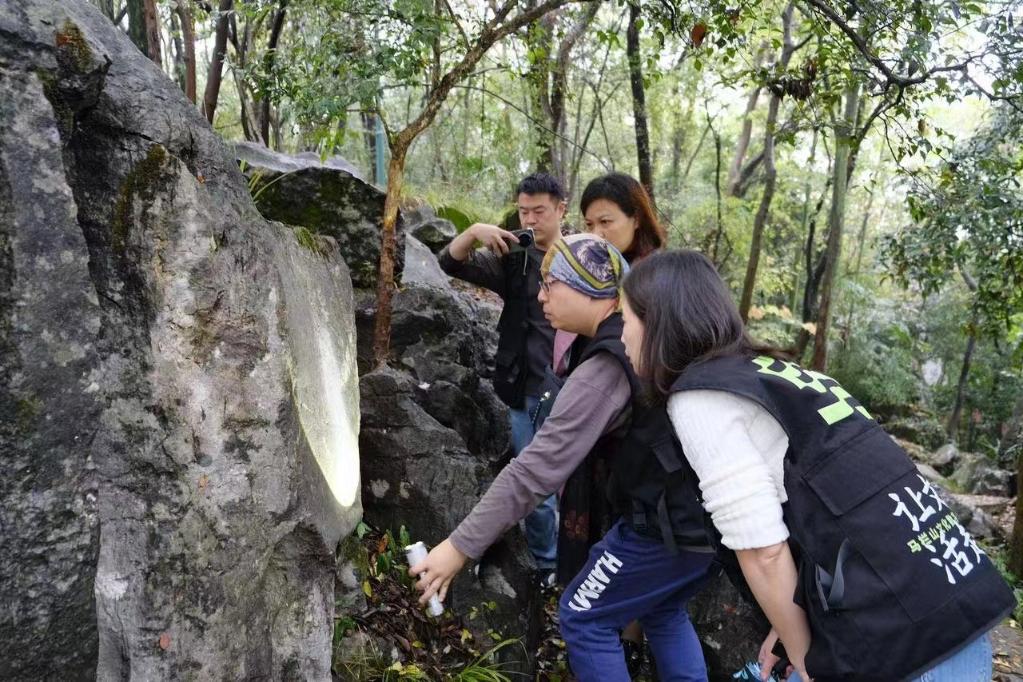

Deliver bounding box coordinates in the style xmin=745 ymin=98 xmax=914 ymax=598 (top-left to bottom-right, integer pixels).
xmin=803 ymin=427 xmax=978 ymax=623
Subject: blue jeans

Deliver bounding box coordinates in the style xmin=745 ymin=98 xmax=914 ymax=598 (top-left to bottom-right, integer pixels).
xmin=787 ymin=631 xmax=992 ymax=682
xmin=559 ymin=521 xmax=715 ymax=681
xmin=510 ymin=396 xmax=557 ymax=570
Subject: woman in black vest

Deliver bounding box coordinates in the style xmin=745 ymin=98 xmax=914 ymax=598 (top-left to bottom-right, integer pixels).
xmin=619 ymin=249 xmax=1013 ymax=682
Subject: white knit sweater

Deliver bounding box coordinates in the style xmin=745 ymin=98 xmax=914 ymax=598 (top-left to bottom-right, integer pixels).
xmin=667 ymin=389 xmax=791 ymax=550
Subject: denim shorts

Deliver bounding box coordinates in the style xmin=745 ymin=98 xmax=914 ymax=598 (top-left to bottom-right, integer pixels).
xmin=785 ymin=631 xmax=992 ymax=682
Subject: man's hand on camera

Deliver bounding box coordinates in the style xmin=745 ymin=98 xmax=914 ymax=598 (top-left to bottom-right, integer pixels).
xmin=467 ymin=223 xmax=519 ymax=256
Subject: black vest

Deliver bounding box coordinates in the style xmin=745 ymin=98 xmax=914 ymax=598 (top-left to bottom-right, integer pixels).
xmin=493 ymin=250 xmax=535 ymax=408
xmin=672 ymin=354 xmax=1015 ymax=681
xmin=533 ymin=315 xmax=710 ymax=552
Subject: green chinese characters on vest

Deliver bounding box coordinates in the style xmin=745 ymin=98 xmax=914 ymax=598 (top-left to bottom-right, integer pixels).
xmin=752 ymin=356 xmax=872 ymax=426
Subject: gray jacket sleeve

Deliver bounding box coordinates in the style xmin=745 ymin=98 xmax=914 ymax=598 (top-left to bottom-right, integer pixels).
xmin=437 ymin=245 xmax=507 ymax=297
xmin=449 ymin=353 xmax=631 ymax=559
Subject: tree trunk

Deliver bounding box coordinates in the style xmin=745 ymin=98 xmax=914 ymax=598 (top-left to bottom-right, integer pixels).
xmin=549 ymin=2 xmax=599 ymax=186
xmin=947 ymin=324 xmax=978 ymax=441
xmin=142 ymin=0 xmax=162 ymax=66
xmin=177 ymin=0 xmax=197 ymax=104
xmin=738 ymin=4 xmax=794 ymax=321
xmin=202 ymin=0 xmax=234 ymax=124
xmin=1008 ymin=453 xmax=1023 ymax=574
xmin=126 ymin=0 xmax=147 ymax=55
xmin=170 ymin=10 xmax=185 ymax=91
xmin=738 ymin=95 xmax=779 ymax=321
xmin=727 ymin=42 xmax=769 ymax=195
xmin=525 ymin=10 xmax=555 ymax=173
xmin=810 ymin=80 xmax=861 ymax=371
xmin=999 ymin=392 xmax=1023 ymax=457
xmin=259 ymin=1 xmax=289 ymax=147
xmin=92 ymin=0 xmax=116 ymax=21
xmin=790 ymin=127 xmax=818 ymax=313
xmin=372 ymin=145 xmax=408 ymax=366
xmin=627 ymin=1 xmax=654 ymax=204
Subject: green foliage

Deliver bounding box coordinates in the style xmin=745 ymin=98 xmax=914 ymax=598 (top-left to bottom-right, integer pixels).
xmin=986 ymin=546 xmax=1023 ymax=624
xmin=882 ymin=105 xmax=1023 ymax=341
xmin=829 ymin=334 xmax=920 ymax=418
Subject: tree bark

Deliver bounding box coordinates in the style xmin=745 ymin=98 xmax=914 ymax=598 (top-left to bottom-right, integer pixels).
xmin=810 ymin=80 xmax=861 ymax=371
xmin=627 ymin=1 xmax=654 ymax=204
xmin=947 ymin=315 xmax=979 ymax=441
xmin=142 ymin=0 xmax=162 ymax=66
xmin=177 ymin=0 xmax=197 ymax=104
xmin=202 ymin=0 xmax=234 ymax=124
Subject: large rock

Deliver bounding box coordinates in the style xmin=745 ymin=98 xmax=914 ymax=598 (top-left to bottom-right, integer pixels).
xmin=404 ymin=203 xmax=457 ymax=253
xmin=951 ymin=451 xmax=1013 ymax=497
xmin=1 ymin=2 xmax=360 ymax=678
xmin=689 ymin=572 xmax=770 ymax=680
xmin=403 ymin=234 xmax=451 ymax=290
xmin=235 ymin=141 xmax=403 ymax=288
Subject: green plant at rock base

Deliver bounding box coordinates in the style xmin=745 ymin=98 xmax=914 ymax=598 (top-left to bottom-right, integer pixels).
xmin=453 ymin=639 xmax=521 ymax=682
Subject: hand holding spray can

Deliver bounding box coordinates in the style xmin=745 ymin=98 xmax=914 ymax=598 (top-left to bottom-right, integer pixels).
xmin=405 ymin=541 xmax=445 ymax=617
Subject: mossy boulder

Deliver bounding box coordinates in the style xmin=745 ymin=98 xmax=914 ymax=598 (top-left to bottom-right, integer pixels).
xmin=235 ymin=141 xmax=404 ymax=289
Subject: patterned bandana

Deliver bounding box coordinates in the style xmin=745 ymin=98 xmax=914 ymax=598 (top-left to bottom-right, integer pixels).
xmin=541 ymin=233 xmax=629 ymax=299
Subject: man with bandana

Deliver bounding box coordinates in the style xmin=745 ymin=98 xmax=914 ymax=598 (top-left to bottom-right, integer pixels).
xmin=413 ymin=235 xmax=716 ymax=682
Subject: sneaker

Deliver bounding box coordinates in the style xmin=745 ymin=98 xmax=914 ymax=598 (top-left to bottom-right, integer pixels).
xmin=535 ymin=568 xmax=557 ymax=589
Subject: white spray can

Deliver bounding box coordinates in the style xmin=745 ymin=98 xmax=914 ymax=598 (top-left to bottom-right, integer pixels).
xmin=404 ymin=541 xmax=445 ymax=617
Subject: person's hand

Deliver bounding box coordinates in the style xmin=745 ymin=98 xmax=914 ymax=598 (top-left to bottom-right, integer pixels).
xmin=758 ymin=628 xmax=783 ymax=681
xmin=468 ymin=223 xmax=519 ymax=256
xmin=408 ymin=538 xmax=467 ymax=605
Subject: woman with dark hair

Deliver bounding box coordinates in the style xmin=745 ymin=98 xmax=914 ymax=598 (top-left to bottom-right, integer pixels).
xmin=619 ymin=250 xmax=1013 ymax=682
xmin=581 ymin=172 xmax=665 ymax=263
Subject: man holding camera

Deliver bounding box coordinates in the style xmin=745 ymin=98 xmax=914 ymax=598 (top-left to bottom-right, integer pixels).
xmin=438 ymin=172 xmax=566 ymax=582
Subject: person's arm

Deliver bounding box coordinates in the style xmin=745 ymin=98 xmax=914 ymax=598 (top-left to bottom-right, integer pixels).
xmin=738 ymin=543 xmax=811 ymax=679
xmin=667 ymin=390 xmax=810 ymax=678
xmin=437 ymin=223 xmax=520 ymax=294
xmin=410 ymin=354 xmax=630 ymax=603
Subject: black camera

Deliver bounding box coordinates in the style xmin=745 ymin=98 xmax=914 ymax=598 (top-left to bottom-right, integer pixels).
xmin=507 ymin=228 xmax=535 ymax=252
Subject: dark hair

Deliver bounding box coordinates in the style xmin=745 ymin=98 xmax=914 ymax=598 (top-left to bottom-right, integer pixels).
xmin=580 ymin=173 xmax=665 ymax=262
xmin=516 ymin=172 xmax=566 ymax=202
xmin=622 ymin=249 xmax=784 ymax=401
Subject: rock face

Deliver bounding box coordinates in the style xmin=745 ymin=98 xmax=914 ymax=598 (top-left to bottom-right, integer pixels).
xmin=235 ymin=141 xmax=403 ymax=288
xmin=0 ymin=2 xmax=360 ymax=679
